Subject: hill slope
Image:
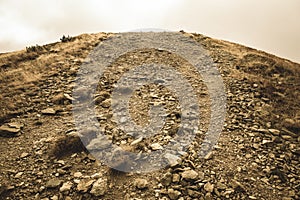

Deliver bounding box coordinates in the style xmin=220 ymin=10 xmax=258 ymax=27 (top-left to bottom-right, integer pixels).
xmin=0 ymin=32 xmax=299 ymax=200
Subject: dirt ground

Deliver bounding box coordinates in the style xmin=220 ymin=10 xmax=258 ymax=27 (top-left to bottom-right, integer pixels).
xmin=0 ymin=31 xmax=299 ymax=200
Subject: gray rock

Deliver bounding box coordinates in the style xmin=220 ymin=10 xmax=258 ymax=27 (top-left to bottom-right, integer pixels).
xmin=164 ymin=153 xmax=181 ymax=167
xmin=46 ymin=179 xmax=62 ymax=188
xmin=87 ymin=137 xmax=111 ymax=150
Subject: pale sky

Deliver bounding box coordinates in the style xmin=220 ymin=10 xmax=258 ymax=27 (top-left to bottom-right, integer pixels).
xmin=0 ymin=0 xmax=299 ymax=63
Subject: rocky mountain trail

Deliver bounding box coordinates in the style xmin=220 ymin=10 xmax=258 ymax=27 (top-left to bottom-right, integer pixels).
xmin=0 ymin=31 xmax=299 ymax=199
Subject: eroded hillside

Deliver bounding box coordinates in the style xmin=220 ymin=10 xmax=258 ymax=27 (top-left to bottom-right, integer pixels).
xmin=0 ymin=31 xmax=299 ymax=200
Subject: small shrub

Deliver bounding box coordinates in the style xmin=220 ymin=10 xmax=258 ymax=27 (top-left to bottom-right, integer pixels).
xmin=60 ymin=35 xmax=74 ymax=43
xmin=26 ymin=45 xmax=44 ymax=53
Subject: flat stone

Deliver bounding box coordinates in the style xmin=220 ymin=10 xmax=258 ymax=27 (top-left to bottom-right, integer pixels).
xmin=130 ymin=137 xmax=143 ymax=145
xmin=77 ymin=179 xmax=95 ymax=192
xmin=249 ymin=196 xmax=257 ymax=199
xmin=20 ymin=153 xmax=29 ymax=158
xmin=181 ymin=170 xmax=198 ymax=180
xmin=73 ymin=172 xmax=83 ymax=178
xmin=7 ymin=122 xmax=23 ymax=129
xmin=87 ymin=137 xmax=111 ymax=150
xmin=230 ymin=180 xmax=246 ymax=192
xmin=268 ymin=129 xmax=280 ymax=135
xmin=204 ymin=151 xmax=213 ymax=160
xmin=41 ymin=108 xmax=56 ymax=115
xmin=46 ymin=179 xmax=62 ymax=188
xmin=91 ymin=173 xmax=101 ymax=179
xmin=0 ymin=124 xmax=21 ymax=136
xmin=282 ymin=135 xmax=292 ymax=140
xmin=60 ymin=181 xmax=73 ymax=192
xmin=90 ymin=178 xmax=107 ymax=196
xmin=216 ymin=182 xmax=227 ymax=190
xmin=245 ymin=154 xmax=252 ymax=158
xmin=150 ymin=143 xmax=163 ymax=150
xmin=52 ymin=93 xmax=65 ymax=104
xmin=56 ymin=160 xmax=65 ymax=165
xmin=262 ymin=139 xmax=272 ymax=144
xmin=252 ymin=143 xmax=260 ymax=149
xmin=164 ymin=153 xmax=181 ymax=167
xmin=64 ymin=93 xmax=75 ymax=101
xmin=15 ymin=172 xmax=23 ymax=178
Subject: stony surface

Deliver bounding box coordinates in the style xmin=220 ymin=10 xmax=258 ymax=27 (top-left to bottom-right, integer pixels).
xmin=0 ymin=31 xmax=299 ymax=199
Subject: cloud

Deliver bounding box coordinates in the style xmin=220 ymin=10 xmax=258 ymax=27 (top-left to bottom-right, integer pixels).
xmin=162 ymin=0 xmax=300 ymax=62
xmin=0 ymin=0 xmax=182 ymax=52
xmin=0 ymin=0 xmax=299 ymax=62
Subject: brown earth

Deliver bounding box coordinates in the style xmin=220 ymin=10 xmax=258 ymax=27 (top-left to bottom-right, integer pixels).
xmin=0 ymin=31 xmax=299 ymax=200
